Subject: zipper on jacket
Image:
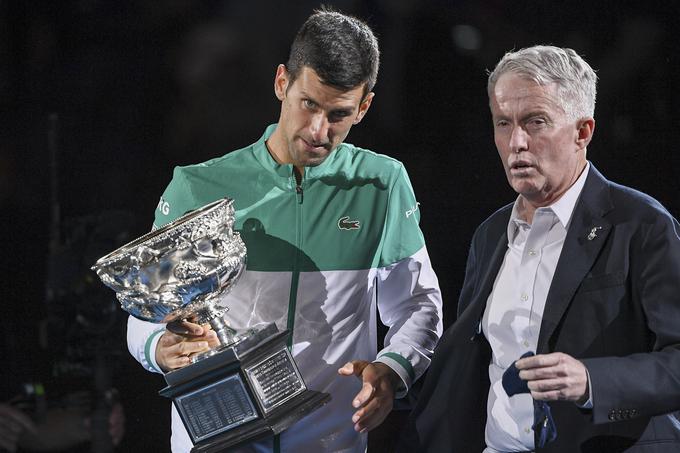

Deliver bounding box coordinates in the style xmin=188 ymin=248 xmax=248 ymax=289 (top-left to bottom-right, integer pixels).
xmin=277 ymin=177 xmax=304 ymax=453
xmin=286 ymin=178 xmax=304 ymax=350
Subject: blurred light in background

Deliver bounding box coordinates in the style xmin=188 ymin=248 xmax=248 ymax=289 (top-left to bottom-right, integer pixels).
xmin=451 ymin=24 xmax=482 ymax=53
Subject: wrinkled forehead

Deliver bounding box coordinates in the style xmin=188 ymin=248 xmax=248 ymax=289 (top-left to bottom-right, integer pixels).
xmin=490 ymin=73 xmax=562 ymax=112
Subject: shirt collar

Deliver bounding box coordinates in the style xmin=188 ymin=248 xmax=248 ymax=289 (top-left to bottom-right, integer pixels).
xmin=507 ymin=161 xmax=590 ymax=236
xmin=549 ymin=161 xmax=590 ymax=228
xmin=252 ymin=123 xmax=345 ymax=181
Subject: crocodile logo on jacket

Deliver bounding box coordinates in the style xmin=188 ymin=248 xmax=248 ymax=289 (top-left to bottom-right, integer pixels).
xmin=338 ymin=216 xmax=360 ymax=230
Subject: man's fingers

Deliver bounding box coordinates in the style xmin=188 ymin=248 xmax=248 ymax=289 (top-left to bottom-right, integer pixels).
xmin=157 ymin=332 xmax=214 ymax=371
xmin=521 ymin=357 xmax=588 ymax=402
xmin=352 ymin=382 xmax=375 ymax=408
xmin=337 ymin=360 xmax=369 ymax=377
xmin=527 ymin=378 xmax=567 ymax=392
xmin=176 ymin=340 xmax=210 ymax=357
xmin=516 ymin=353 xmax=560 ymax=370
xmin=204 ymin=330 xmax=220 ymax=348
xmin=352 ymin=397 xmax=380 ymax=432
xmin=519 ymin=365 xmax=563 ymax=381
xmin=531 ymin=389 xmax=560 ymax=401
xmin=339 ymin=361 xmax=397 ymax=432
xmin=166 ymin=355 xmax=192 ymax=370
xmin=352 ymin=394 xmax=394 ymax=432
xmin=166 ymin=320 xmax=205 ymax=336
xmin=530 ymin=387 xmax=579 ymax=401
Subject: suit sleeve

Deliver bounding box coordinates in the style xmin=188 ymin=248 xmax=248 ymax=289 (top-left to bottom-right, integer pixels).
xmin=374 ymin=165 xmax=443 ymax=397
xmin=126 ymin=167 xmax=198 ymax=373
xmin=583 ymin=211 xmax=680 ymax=423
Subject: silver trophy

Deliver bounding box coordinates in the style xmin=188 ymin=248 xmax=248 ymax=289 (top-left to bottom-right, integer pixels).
xmin=92 ymin=198 xmax=329 ymax=453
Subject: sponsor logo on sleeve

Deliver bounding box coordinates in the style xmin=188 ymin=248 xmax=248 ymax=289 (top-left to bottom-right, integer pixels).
xmin=405 ymin=202 xmax=420 ymax=218
xmin=157 ymin=197 xmax=170 ymax=216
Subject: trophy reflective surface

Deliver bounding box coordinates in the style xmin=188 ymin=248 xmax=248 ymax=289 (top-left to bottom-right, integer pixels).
xmin=92 ymin=198 xmax=330 ymax=452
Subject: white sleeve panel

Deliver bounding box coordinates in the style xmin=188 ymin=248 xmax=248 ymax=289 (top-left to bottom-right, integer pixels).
xmin=374 ymin=245 xmax=443 ymax=398
xmin=127 ymin=315 xmax=166 ymax=374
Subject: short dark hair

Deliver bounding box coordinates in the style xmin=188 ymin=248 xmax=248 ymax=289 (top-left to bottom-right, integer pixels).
xmin=286 ymin=7 xmax=379 ymax=96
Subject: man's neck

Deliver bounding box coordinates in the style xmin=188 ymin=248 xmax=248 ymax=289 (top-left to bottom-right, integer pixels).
xmin=264 ymin=137 xmax=304 ymax=185
xmin=516 ymin=197 xmax=536 ymax=224
xmin=519 ymin=162 xmax=588 ymax=224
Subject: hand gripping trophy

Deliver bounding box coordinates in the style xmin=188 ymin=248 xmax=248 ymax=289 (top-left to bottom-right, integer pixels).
xmin=92 ymin=198 xmax=329 ymax=452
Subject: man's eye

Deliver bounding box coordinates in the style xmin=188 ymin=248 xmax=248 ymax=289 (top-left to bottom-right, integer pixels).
xmin=304 ymin=99 xmax=316 ymax=109
xmin=330 ymin=111 xmax=351 ymax=122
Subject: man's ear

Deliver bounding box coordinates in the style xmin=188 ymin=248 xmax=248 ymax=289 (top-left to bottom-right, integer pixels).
xmin=353 ymin=92 xmax=375 ymax=125
xmin=274 ymin=64 xmax=289 ymax=101
xmin=576 ymin=117 xmax=595 ymax=150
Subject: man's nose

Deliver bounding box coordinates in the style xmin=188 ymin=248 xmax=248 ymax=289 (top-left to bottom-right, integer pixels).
xmin=309 ymin=113 xmax=330 ymax=144
xmin=509 ymin=126 xmax=529 ymax=153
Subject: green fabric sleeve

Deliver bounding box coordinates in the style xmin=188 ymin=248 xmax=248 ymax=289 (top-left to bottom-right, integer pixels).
xmin=378 ymin=164 xmax=426 ymax=267
xmin=153 ymin=167 xmax=197 ymax=228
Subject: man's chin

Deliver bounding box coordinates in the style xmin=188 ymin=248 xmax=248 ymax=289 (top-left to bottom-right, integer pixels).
xmin=301 ymin=153 xmax=331 ymax=168
xmin=511 ymin=180 xmax=541 ymax=197
xmin=303 ymin=159 xmax=325 ymax=168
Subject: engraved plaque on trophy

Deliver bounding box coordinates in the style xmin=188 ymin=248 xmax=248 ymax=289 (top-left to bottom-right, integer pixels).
xmin=92 ymin=198 xmax=330 ymax=452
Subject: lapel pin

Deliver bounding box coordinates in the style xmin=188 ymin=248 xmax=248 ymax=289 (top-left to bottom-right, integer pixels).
xmin=587 ymin=226 xmax=603 ymax=241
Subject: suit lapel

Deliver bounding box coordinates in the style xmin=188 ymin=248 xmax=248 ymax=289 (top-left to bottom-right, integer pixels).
xmin=468 ymin=226 xmax=511 ymax=328
xmin=537 ymin=165 xmax=615 ymax=353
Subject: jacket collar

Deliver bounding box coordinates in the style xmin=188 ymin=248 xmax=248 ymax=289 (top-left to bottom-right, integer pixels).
xmin=252 ymin=123 xmax=347 ymax=184
xmin=537 ymin=163 xmax=615 ymax=352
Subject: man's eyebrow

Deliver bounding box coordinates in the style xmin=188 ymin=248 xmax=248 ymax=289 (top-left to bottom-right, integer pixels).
xmin=299 ymin=90 xmax=318 ymax=102
xmin=519 ymin=110 xmax=553 ymax=122
xmin=330 ymin=106 xmax=354 ymax=115
xmin=492 ymin=110 xmax=550 ymax=121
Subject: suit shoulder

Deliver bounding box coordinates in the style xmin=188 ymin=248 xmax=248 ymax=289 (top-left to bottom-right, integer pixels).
xmin=473 ymin=202 xmax=514 ymax=238
xmin=608 ymin=180 xmax=677 ymax=224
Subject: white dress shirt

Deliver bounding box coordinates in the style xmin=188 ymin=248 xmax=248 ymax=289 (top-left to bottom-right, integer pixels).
xmin=483 ymin=163 xmax=590 ymax=453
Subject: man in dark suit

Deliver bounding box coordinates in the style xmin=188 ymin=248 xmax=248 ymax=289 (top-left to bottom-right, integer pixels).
xmin=402 ymin=45 xmax=680 ymax=452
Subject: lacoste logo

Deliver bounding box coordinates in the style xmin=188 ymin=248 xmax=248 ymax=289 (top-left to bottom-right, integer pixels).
xmin=338 ymin=216 xmax=360 ymax=230
xmin=405 ymin=202 xmax=420 ymax=218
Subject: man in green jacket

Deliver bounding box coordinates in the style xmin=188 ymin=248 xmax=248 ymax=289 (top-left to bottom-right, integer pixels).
xmin=127 ymin=8 xmax=443 ymax=452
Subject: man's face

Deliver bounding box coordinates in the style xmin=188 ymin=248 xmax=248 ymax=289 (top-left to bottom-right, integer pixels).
xmin=490 ymin=73 xmax=592 ymax=207
xmin=272 ymin=65 xmax=373 ymax=168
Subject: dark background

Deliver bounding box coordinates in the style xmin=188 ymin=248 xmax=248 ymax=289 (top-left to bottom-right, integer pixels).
xmin=2 ymin=0 xmax=679 ymax=451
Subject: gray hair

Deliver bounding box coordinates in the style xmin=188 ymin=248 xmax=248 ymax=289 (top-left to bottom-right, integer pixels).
xmin=487 ymin=45 xmax=597 ymax=120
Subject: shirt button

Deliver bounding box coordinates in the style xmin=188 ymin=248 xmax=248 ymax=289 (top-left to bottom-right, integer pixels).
xmin=524 ymin=427 xmax=531 ymax=434
xmin=528 ymin=249 xmax=537 ymax=256
xmin=522 ymin=340 xmax=529 ymax=347
xmin=521 ymin=293 xmax=529 ymax=301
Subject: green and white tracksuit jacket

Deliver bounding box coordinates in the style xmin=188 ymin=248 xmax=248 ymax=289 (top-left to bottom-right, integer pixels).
xmin=127 ymin=124 xmax=443 ymax=453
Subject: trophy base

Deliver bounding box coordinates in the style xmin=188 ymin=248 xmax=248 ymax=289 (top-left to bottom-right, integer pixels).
xmin=159 ymin=323 xmax=330 ymax=452
xmin=192 ymin=389 xmax=329 ymax=453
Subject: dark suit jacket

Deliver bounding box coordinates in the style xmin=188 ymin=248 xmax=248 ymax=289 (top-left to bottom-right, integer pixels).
xmin=402 ymin=164 xmax=680 ymax=452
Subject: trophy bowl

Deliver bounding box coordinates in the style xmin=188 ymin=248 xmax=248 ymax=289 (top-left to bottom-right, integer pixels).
xmin=92 ymin=197 xmax=246 ymax=348
xmin=91 ymin=198 xmax=329 ymax=452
